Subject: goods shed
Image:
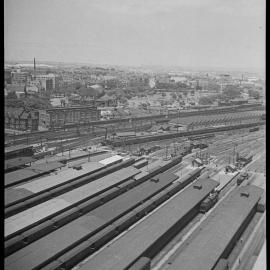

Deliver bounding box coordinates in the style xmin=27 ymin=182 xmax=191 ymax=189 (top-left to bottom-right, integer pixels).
xmin=166 ymin=185 xmax=263 ymax=270
xmin=5 ymin=144 xmax=34 ymax=160
xmin=99 ymin=155 xmax=123 ymax=166
xmin=5 ymin=166 xmax=140 ymax=238
xmin=5 ymin=169 xmax=39 ymax=188
xmin=78 ymin=178 xmax=218 ymax=270
xmin=5 ymin=161 xmax=64 ymax=188
xmin=4 ymin=162 xmax=105 ymax=207
xmin=4 ymin=172 xmax=178 ymax=270
xmin=5 ymin=157 xmax=36 ymax=172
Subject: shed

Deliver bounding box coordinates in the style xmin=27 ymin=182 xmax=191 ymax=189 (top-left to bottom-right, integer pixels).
xmin=225 ymin=164 xmax=237 ymax=173
xmin=192 ymin=158 xmax=203 ymax=167
xmin=5 ymin=156 xmax=36 ymax=171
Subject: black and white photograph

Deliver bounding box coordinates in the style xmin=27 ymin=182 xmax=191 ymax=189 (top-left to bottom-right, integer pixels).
xmin=4 ymin=0 xmax=266 ymax=269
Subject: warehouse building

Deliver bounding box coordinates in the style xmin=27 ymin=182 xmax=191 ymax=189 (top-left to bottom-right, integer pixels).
xmin=166 ymin=185 xmax=263 ymax=270
xmin=38 ymin=105 xmax=101 ymax=130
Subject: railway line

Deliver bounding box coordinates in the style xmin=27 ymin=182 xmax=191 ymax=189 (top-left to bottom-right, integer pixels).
xmin=5 ymin=156 xmax=184 ymax=254
xmin=5 ymin=158 xmax=206 ymax=269
xmin=4 ymin=105 xmax=266 ymax=270
xmin=5 ymin=106 xmax=265 ymax=147
xmin=107 ymin=121 xmax=265 ymax=147
xmin=5 ymin=157 xmax=134 ymax=217
xmin=152 ymin=185 xmax=264 ymax=270
xmin=74 ymin=177 xmax=218 ymax=270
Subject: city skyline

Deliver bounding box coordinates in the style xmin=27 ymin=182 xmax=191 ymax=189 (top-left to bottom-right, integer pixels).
xmin=5 ymin=0 xmax=265 ymax=70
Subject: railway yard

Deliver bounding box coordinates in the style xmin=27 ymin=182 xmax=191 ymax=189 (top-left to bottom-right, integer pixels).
xmin=4 ymin=106 xmax=266 ymax=270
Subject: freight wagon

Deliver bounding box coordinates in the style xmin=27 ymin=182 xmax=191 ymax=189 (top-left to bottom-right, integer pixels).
xmin=165 ymin=185 xmax=264 ymax=270
xmin=249 ymin=127 xmax=259 ymax=132
xmin=5 ymin=168 xmax=205 ymax=269
xmin=106 ymin=122 xmax=265 ymax=147
xmin=5 ymin=158 xmax=135 ymax=217
xmin=5 ymin=156 xmax=183 ymax=256
xmin=5 ymin=167 xmax=204 ymax=269
xmin=133 ymin=159 xmax=148 ymax=169
xmin=188 ymin=133 xmax=215 ymax=141
xmin=5 ymin=145 xmax=34 ymax=160
xmin=237 ymin=172 xmax=249 ymax=185
xmin=257 ymin=192 xmax=265 ymax=213
xmin=199 ymin=191 xmax=219 ymax=213
xmin=75 ymin=178 xmax=218 ymax=270
xmin=236 ymin=154 xmax=253 ymax=167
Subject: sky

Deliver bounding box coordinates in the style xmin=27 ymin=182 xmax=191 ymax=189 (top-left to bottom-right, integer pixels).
xmin=4 ymin=0 xmax=265 ymax=70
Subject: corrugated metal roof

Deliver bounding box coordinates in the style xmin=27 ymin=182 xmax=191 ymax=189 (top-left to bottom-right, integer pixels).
xmin=99 ymin=155 xmax=123 ymax=165
xmin=5 ymin=162 xmax=105 ymax=206
xmin=4 ymin=199 xmax=71 ymax=237
xmin=5 ymin=157 xmax=36 ymax=170
xmin=5 ymin=144 xmax=32 ymax=154
xmin=5 ymin=188 xmax=34 ymax=206
xmin=212 ymin=171 xmax=238 ymax=191
xmin=29 ymin=162 xmax=64 ymax=172
xmin=5 ymin=215 xmax=106 ymax=270
xmin=13 ymin=162 xmax=103 ymax=193
xmin=5 ymin=169 xmax=39 ymax=187
xmin=167 ymin=185 xmax=263 ymax=270
xmin=5 ymin=166 xmax=140 ymax=238
xmin=79 ymin=178 xmax=218 ymax=270
xmin=5 ymin=168 xmax=180 ymax=270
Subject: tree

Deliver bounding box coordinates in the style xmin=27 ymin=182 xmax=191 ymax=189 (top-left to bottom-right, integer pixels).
xmin=6 ymin=91 xmax=17 ymax=99
xmin=198 ymin=96 xmax=214 ymax=105
xmin=161 ymin=92 xmax=166 ymax=97
xmin=78 ymin=86 xmax=104 ymax=98
xmin=248 ymin=89 xmax=261 ymax=99
xmin=198 ymin=94 xmax=221 ymax=105
xmin=222 ymin=85 xmax=241 ymax=99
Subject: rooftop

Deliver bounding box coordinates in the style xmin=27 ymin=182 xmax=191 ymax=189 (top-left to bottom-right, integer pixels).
xmin=5 ymin=156 xmax=36 ymax=170
xmin=78 ymin=178 xmax=218 ymax=270
xmin=5 ymin=144 xmax=33 ymax=154
xmin=167 ymin=185 xmax=263 ymax=270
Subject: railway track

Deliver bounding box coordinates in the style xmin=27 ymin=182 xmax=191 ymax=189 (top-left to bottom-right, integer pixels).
xmin=5 ymin=108 xmax=265 ymax=146
xmin=5 ymin=158 xmax=206 ymax=270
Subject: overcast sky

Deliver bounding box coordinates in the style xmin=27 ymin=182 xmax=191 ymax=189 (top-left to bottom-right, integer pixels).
xmin=4 ymin=0 xmax=265 ymax=70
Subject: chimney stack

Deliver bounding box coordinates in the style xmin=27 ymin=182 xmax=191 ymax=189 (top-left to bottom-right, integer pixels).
xmin=34 ymin=58 xmax=36 ymax=79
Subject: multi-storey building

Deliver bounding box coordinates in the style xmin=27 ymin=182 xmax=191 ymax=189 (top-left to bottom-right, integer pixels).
xmin=5 ymin=108 xmax=39 ymax=131
xmin=35 ymin=74 xmax=60 ymax=91
xmin=11 ymin=70 xmax=30 ymax=85
xmin=5 ymin=69 xmax=12 ymax=84
xmin=38 ymin=105 xmax=101 ymax=130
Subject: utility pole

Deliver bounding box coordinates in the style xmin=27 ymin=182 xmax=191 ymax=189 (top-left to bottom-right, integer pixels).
xmin=232 ymin=145 xmax=235 ymax=164
xmin=61 ymin=137 xmax=63 ymax=156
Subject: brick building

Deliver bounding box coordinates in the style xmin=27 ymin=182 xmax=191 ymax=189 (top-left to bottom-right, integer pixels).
xmin=38 ymin=105 xmax=101 ymax=130
xmin=11 ymin=71 xmax=30 ymax=86
xmin=5 ymin=108 xmax=39 ymax=131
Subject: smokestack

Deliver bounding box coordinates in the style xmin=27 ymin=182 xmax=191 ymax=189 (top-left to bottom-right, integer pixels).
xmin=34 ymin=58 xmax=36 ymax=79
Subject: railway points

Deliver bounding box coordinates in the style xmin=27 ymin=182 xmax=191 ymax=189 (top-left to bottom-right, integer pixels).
xmin=4 ymin=105 xmax=266 ymax=270
xmin=5 ymin=161 xmax=200 ymax=269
